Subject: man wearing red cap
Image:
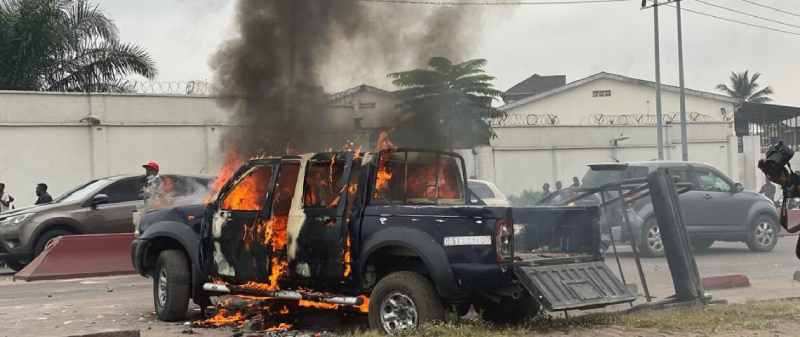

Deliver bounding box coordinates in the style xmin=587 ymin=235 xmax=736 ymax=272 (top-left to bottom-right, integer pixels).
xmin=142 ymin=161 xmax=161 ymax=208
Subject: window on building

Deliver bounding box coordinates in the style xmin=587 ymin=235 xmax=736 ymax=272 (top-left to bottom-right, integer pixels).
xmin=358 ymin=102 xmax=377 ymax=109
xmin=592 ymin=90 xmax=612 ymax=97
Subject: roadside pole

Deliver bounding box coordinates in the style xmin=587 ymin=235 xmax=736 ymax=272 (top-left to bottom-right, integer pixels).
xmin=653 ymin=0 xmax=664 ymax=160
xmin=676 ymin=0 xmax=689 ymax=161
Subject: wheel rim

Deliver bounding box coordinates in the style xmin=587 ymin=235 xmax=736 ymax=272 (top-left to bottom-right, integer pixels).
xmin=754 ymin=221 xmax=775 ymax=247
xmin=647 ymin=225 xmax=664 ymax=253
xmin=380 ymin=292 xmax=418 ymax=334
xmin=157 ymin=268 xmax=168 ymax=307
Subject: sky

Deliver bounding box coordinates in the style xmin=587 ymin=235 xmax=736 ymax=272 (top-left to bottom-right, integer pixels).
xmin=103 ymin=0 xmax=800 ymax=106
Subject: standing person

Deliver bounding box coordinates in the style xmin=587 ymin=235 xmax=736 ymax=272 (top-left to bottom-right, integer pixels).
xmin=142 ymin=161 xmax=162 ymax=208
xmin=0 ymin=183 xmax=14 ymax=213
xmin=35 ymin=183 xmax=53 ymax=205
xmin=572 ymin=177 xmax=581 ymax=188
xmin=555 ymin=180 xmax=563 ymax=191
xmin=542 ymin=182 xmax=551 ymax=198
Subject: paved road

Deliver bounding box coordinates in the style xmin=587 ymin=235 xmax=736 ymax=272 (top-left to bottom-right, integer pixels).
xmin=1 ymin=238 xmax=799 ymax=337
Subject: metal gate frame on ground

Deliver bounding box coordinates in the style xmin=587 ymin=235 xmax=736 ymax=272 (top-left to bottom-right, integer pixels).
xmin=553 ymin=168 xmax=707 ymax=307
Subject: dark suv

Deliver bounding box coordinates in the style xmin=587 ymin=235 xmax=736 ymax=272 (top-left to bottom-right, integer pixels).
xmin=0 ymin=174 xmax=210 ymax=271
xmin=582 ymin=161 xmax=779 ymax=257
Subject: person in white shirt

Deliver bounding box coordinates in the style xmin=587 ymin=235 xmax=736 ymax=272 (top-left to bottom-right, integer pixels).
xmin=0 ymin=183 xmax=15 ymax=213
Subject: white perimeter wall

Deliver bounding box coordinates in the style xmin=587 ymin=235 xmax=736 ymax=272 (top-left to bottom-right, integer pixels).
xmin=481 ymin=122 xmax=742 ymax=197
xmin=0 ymin=91 xmax=234 ymax=207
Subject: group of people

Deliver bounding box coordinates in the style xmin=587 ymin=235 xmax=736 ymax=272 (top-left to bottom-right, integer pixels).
xmin=0 ymin=182 xmax=53 ymax=213
xmin=541 ymin=176 xmax=582 ymax=202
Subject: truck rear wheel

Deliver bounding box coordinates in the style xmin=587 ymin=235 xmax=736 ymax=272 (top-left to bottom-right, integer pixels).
xmin=368 ymin=271 xmax=444 ymax=334
xmin=154 ymin=250 xmax=191 ymax=322
xmin=477 ymin=293 xmax=540 ymax=325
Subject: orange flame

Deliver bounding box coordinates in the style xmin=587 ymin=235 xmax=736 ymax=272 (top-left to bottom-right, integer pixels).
xmin=202 ymin=309 xmax=244 ymax=327
xmin=207 ymin=149 xmax=245 ymax=203
xmin=343 ymin=235 xmax=352 ymax=278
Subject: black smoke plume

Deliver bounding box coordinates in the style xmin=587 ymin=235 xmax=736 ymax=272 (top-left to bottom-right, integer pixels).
xmin=212 ymin=0 xmax=482 ymax=157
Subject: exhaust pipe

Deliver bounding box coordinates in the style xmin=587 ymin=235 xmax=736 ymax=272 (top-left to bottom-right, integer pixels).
xmin=320 ymin=296 xmax=361 ymax=306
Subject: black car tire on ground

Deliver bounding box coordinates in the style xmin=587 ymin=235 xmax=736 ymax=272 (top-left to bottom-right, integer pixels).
xmin=476 ymin=293 xmax=540 ymax=325
xmin=746 ymin=215 xmax=779 ymax=252
xmin=154 ymin=250 xmax=191 ymax=322
xmin=368 ymin=271 xmax=444 ymax=334
xmin=639 ymin=218 xmax=665 ymax=258
xmin=33 ymin=229 xmax=73 ymax=258
xmin=691 ymin=239 xmax=714 ymax=252
xmin=4 ymin=259 xmax=26 ymax=272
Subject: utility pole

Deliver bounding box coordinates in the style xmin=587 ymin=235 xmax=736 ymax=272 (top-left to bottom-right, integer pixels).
xmin=676 ymin=0 xmax=689 ymax=161
xmin=642 ymin=0 xmax=681 ymax=160
xmin=641 ymin=0 xmax=664 ymax=160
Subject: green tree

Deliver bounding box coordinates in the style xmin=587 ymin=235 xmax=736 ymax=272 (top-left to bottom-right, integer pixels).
xmin=0 ymin=0 xmax=156 ymax=92
xmin=388 ymin=57 xmax=504 ymax=149
xmin=715 ymin=70 xmax=774 ymax=104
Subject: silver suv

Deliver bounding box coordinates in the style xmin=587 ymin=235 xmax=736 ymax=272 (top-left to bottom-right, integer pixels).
xmin=581 ymin=161 xmax=779 ymax=257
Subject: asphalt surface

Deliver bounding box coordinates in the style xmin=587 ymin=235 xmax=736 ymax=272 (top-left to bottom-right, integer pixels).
xmin=1 ymin=238 xmax=799 ymax=337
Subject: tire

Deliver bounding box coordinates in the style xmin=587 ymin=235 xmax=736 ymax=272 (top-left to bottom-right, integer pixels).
xmin=368 ymin=271 xmax=444 ymax=334
xmin=34 ymin=229 xmax=73 ymax=258
xmin=746 ymin=215 xmax=779 ymax=252
xmin=477 ymin=293 xmax=540 ymax=325
xmin=638 ymin=218 xmax=665 ymax=257
xmin=691 ymin=239 xmax=714 ymax=252
xmin=154 ymin=250 xmax=191 ymax=322
xmin=4 ymin=259 xmax=26 ymax=272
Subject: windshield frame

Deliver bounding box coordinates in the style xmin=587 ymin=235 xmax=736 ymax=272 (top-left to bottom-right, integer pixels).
xmin=54 ymin=178 xmax=113 ymax=204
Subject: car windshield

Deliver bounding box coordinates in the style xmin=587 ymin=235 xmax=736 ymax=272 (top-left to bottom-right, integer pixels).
xmin=469 ymin=182 xmax=495 ymax=199
xmin=581 ymin=166 xmax=649 ymax=189
xmin=54 ymin=179 xmax=112 ymax=204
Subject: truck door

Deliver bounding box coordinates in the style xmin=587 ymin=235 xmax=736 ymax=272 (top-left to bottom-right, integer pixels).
xmin=208 ymin=162 xmax=278 ymax=284
xmin=294 ymin=152 xmax=354 ymax=288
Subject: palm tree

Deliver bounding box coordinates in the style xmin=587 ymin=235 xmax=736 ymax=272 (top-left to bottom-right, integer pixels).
xmin=715 ymin=71 xmax=773 ymax=104
xmin=388 ymin=57 xmax=504 ymax=149
xmin=0 ymin=0 xmax=156 ymax=92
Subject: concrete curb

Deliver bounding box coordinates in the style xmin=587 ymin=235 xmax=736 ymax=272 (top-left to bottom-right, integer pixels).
xmin=701 ymin=274 xmax=751 ymax=290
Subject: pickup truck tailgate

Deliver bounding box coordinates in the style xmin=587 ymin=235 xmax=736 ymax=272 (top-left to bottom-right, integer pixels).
xmin=515 ymin=261 xmax=635 ymax=310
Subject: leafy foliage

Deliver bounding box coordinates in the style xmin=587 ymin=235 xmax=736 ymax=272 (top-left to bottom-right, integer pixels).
xmin=0 ymin=0 xmax=156 ymax=92
xmin=388 ymin=57 xmax=505 ymax=149
xmin=715 ymin=70 xmax=773 ymax=104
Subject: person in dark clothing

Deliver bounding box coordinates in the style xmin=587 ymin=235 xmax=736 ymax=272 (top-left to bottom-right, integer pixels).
xmin=555 ymin=180 xmax=563 ymax=191
xmin=572 ymin=176 xmax=581 ymax=188
xmin=35 ymin=183 xmax=53 ymax=205
xmin=542 ymin=182 xmax=551 ymax=197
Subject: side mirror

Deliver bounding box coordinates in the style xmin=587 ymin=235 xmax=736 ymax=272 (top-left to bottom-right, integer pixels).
xmin=91 ymin=194 xmax=109 ymax=207
xmin=734 ymin=183 xmax=744 ymax=193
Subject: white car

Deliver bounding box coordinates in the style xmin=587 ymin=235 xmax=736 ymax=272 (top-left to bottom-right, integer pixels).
xmin=468 ymin=179 xmax=511 ymax=207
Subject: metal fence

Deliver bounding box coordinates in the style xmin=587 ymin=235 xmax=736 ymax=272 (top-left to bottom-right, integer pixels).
xmin=120 ymin=80 xmax=216 ymax=96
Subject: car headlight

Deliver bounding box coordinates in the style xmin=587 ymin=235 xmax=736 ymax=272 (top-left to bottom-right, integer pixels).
xmin=0 ymin=213 xmax=35 ymax=227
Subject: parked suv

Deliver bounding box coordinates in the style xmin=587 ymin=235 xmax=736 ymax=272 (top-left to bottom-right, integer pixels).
xmin=581 ymin=161 xmax=779 ymax=257
xmin=0 ymin=174 xmax=210 ymax=271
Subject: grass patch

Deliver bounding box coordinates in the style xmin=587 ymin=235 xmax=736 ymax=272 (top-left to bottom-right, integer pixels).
xmin=351 ymin=298 xmax=800 ymax=336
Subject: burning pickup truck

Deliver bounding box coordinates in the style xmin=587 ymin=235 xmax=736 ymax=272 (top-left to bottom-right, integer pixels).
xmin=132 ymin=149 xmax=634 ymax=334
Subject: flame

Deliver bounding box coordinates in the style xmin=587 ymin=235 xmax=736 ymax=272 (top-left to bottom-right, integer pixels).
xmin=266 ymin=323 xmax=293 ymax=332
xmin=343 ymin=235 xmax=352 ymax=278
xmin=202 ymin=309 xmax=245 ymax=327
xmin=299 ymin=300 xmax=339 ymax=310
xmin=207 ymin=149 xmax=245 ymax=203
xmin=376 ymin=130 xmax=396 ymax=152
xmin=356 ymin=295 xmax=370 ymax=314
xmin=220 ymin=166 xmax=271 ymax=211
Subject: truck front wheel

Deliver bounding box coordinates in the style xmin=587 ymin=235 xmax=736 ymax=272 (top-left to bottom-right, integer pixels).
xmin=476 ymin=293 xmax=540 ymax=325
xmin=154 ymin=250 xmax=191 ymax=322
xmin=368 ymin=271 xmax=444 ymax=334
